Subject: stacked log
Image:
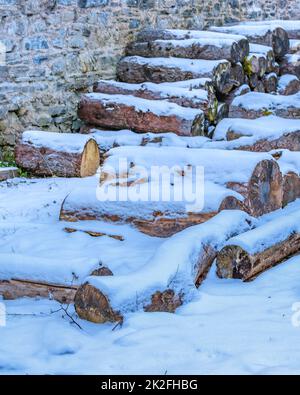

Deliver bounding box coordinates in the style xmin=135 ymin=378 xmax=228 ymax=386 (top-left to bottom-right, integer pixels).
xmin=277 ymin=74 xmax=300 ymax=95
xmin=15 ymin=131 xmax=100 ymax=178
xmin=78 ymin=93 xmax=205 ymax=136
xmin=74 ymin=210 xmax=254 ymax=323
xmin=93 ymin=80 xmax=217 ymax=121
xmin=229 ymin=92 xmax=300 ymax=119
xmin=279 ymin=54 xmax=300 ymax=78
xmin=216 ymin=210 xmax=300 ymax=281
xmin=117 ymin=56 xmax=233 ymax=95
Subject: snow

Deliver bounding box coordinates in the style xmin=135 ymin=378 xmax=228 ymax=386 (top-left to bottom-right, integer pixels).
xmin=1 ymin=176 xmax=300 ymax=373
xmin=210 ymin=21 xmax=296 ymax=37
xmin=278 ymin=74 xmax=299 ymax=90
xmin=153 ymin=37 xmax=238 ymax=48
xmin=231 ymin=91 xmax=300 ymax=111
xmin=21 ymin=131 xmax=93 ymax=153
xmin=122 ymin=56 xmax=229 ymax=74
xmin=163 ymin=28 xmax=248 ymax=42
xmin=85 ymin=92 xmax=203 ymax=120
xmin=213 ymin=115 xmax=300 ymax=141
xmin=249 ymin=43 xmax=273 ymax=55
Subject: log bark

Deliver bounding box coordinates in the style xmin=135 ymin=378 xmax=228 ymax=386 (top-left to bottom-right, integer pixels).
xmin=262 ymin=73 xmax=278 ymax=93
xmin=15 ymin=132 xmax=100 ymax=178
xmin=216 ymin=233 xmax=300 ymax=281
xmin=135 ymin=28 xmax=249 ymax=61
xmin=280 ymin=54 xmax=300 ymax=78
xmin=78 ymin=93 xmax=205 ymax=137
xmin=210 ymin=25 xmax=289 ymax=59
xmin=117 ymin=56 xmax=233 ymax=94
xmin=126 ymin=37 xmax=248 ymax=63
xmin=277 ymin=75 xmax=300 ymax=95
xmin=229 ymin=92 xmax=300 ymax=119
xmin=93 ymin=80 xmax=217 ymax=120
xmin=0 ymin=167 xmax=18 ymax=181
xmin=0 ymin=279 xmax=78 ymax=304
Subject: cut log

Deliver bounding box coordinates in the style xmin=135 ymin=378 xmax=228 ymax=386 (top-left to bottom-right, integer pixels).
xmin=213 ymin=116 xmax=300 ymax=152
xmin=248 ymin=73 xmax=265 ymax=92
xmin=283 ymin=171 xmax=300 ymax=207
xmin=280 ymin=54 xmax=300 ymax=78
xmin=116 ymin=56 xmax=233 ymax=94
xmin=277 ymin=74 xmax=300 ymax=95
xmin=215 ymin=102 xmax=229 ymax=123
xmin=135 ymin=28 xmax=249 ymax=62
xmin=244 ymin=53 xmax=267 ymax=77
xmin=230 ymin=62 xmax=245 ymax=87
xmin=15 ymin=131 xmax=100 ymax=178
xmin=224 ymin=84 xmax=250 ymax=106
xmin=247 ymin=20 xmax=300 ymax=40
xmin=210 ymin=23 xmax=289 ymax=59
xmin=93 ymin=80 xmax=217 ymax=120
xmin=0 ymin=167 xmax=18 ymax=181
xmin=249 ymin=43 xmax=275 ymax=73
xmin=127 ymin=36 xmax=249 ymax=63
xmin=262 ymin=72 xmax=278 ymax=93
xmin=216 ymin=210 xmax=300 ymax=281
xmin=289 ymin=39 xmax=300 ymax=54
xmin=78 ymin=93 xmax=205 ymax=137
xmin=0 ymin=279 xmax=78 ymax=304
xmin=229 ymin=92 xmax=300 ymax=119
xmin=60 ymin=146 xmax=283 ymax=237
xmin=160 ymin=77 xmax=215 ymax=93
xmin=74 ymin=210 xmax=254 ymax=323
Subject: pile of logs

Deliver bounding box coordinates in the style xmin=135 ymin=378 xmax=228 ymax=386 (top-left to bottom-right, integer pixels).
xmin=7 ymin=20 xmax=300 ymax=325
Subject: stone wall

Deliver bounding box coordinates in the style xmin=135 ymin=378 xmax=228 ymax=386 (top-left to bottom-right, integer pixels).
xmin=0 ymin=0 xmax=299 ymax=158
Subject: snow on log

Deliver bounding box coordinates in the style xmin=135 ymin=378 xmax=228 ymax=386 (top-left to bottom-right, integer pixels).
xmin=135 ymin=29 xmax=249 ymax=63
xmin=160 ymin=77 xmax=214 ymax=92
xmin=280 ymin=54 xmax=300 ymax=78
xmin=15 ymin=131 xmax=100 ymax=178
xmin=262 ymin=72 xmax=278 ymax=93
xmin=229 ymin=92 xmax=300 ymax=119
xmin=224 ymin=84 xmax=250 ymax=106
xmin=0 ymin=167 xmax=18 ymax=181
xmin=126 ymin=36 xmax=249 ymax=63
xmin=249 ymin=43 xmax=275 ymax=73
xmin=277 ymin=74 xmax=300 ymax=95
xmin=242 ymin=20 xmax=300 ymax=40
xmin=60 ymin=146 xmax=283 ymax=236
xmin=210 ymin=23 xmax=289 ymax=59
xmin=216 ymin=210 xmax=300 ymax=281
xmin=74 ymin=210 xmax=254 ymax=323
xmin=289 ymin=39 xmax=300 ymax=54
xmin=78 ymin=93 xmax=205 ymax=136
xmin=213 ymin=116 xmax=300 ymax=153
xmin=116 ymin=56 xmax=233 ymax=94
xmin=93 ymin=79 xmax=217 ymax=120
xmin=244 ymin=52 xmax=267 ymax=77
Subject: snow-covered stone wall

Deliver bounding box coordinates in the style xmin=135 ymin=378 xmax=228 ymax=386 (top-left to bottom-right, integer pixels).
xmin=0 ymin=0 xmax=299 ymax=158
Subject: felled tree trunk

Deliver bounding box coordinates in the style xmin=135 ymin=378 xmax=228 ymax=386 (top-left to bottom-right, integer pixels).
xmin=93 ymin=80 xmax=217 ymax=120
xmin=277 ymin=75 xmax=300 ymax=95
xmin=134 ymin=28 xmax=249 ymax=61
xmin=280 ymin=54 xmax=300 ymax=78
xmin=210 ymin=25 xmax=289 ymax=59
xmin=216 ymin=213 xmax=300 ymax=281
xmin=0 ymin=279 xmax=78 ymax=304
xmin=15 ymin=131 xmax=100 ymax=178
xmin=117 ymin=56 xmax=233 ymax=94
xmin=262 ymin=73 xmax=278 ymax=93
xmin=126 ymin=37 xmax=248 ymax=64
xmin=78 ymin=93 xmax=205 ymax=136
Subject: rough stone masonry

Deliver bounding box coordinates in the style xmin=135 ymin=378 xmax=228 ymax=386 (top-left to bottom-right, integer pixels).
xmin=0 ymin=0 xmax=299 ymax=158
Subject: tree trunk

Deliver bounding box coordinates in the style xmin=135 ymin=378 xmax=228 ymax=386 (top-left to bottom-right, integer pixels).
xmin=93 ymin=80 xmax=217 ymax=120
xmin=262 ymin=73 xmax=278 ymax=93
xmin=15 ymin=132 xmax=100 ymax=178
xmin=117 ymin=56 xmax=233 ymax=94
xmin=0 ymin=279 xmax=78 ymax=304
xmin=78 ymin=93 xmax=205 ymax=137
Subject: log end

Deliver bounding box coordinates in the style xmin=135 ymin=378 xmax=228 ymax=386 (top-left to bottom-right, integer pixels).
xmin=216 ymin=245 xmax=251 ymax=279
xmin=74 ymin=282 xmax=122 ymax=324
xmin=80 ymin=139 xmax=100 ymax=177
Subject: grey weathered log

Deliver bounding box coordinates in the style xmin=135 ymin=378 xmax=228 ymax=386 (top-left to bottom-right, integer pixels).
xmin=277 ymin=74 xmax=300 ymax=95
xmin=117 ymin=56 xmax=233 ymax=94
xmin=280 ymin=54 xmax=300 ymax=78
xmin=262 ymin=72 xmax=278 ymax=93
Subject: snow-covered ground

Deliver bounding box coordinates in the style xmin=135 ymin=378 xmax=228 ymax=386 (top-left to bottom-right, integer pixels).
xmin=1 ymin=176 xmax=300 ymax=374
